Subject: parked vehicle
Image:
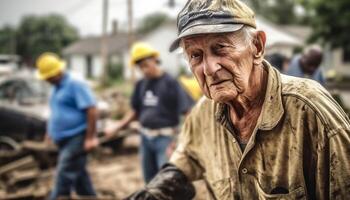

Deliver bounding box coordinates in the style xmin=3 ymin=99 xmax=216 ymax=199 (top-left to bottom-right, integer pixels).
xmin=0 ymin=75 xmax=127 ymax=152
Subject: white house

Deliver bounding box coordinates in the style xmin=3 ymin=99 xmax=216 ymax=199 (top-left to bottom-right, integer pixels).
xmin=62 ymin=32 xmax=128 ymax=80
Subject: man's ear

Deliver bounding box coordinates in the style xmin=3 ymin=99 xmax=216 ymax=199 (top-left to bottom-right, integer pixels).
xmin=253 ymin=31 xmax=266 ymax=63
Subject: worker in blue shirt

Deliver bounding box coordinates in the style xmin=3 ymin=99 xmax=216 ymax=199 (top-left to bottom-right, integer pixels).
xmin=286 ymin=45 xmax=325 ymax=85
xmin=36 ymin=52 xmax=98 ymax=200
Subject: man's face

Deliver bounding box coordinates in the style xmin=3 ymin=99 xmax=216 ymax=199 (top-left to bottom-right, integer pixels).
xmin=46 ymin=73 xmax=63 ymax=85
xmin=137 ymin=57 xmax=159 ymax=79
xmin=182 ymin=32 xmax=256 ymax=103
xmin=300 ymin=50 xmax=323 ymax=75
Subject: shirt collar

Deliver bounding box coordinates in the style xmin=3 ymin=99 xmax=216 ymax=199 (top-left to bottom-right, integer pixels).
xmin=215 ymin=60 xmax=284 ymax=131
xmin=55 ymin=73 xmax=70 ymax=89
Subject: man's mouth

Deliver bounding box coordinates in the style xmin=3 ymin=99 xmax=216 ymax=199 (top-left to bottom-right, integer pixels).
xmin=209 ymin=79 xmax=231 ymax=87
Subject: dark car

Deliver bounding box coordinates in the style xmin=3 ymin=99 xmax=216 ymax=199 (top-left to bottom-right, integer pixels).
xmin=0 ymin=75 xmax=125 ymax=153
xmin=0 ymin=75 xmax=49 ymax=150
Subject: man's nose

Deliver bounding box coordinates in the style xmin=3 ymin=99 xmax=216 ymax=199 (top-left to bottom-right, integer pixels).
xmin=203 ymin=56 xmax=221 ymax=76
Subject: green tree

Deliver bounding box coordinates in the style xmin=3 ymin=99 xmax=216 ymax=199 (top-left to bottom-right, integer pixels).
xmin=16 ymin=14 xmax=79 ymax=65
xmin=300 ymin=0 xmax=350 ymax=50
xmin=136 ymin=13 xmax=169 ymax=34
xmin=248 ymin=0 xmax=302 ymax=25
xmin=0 ymin=25 xmax=16 ymax=54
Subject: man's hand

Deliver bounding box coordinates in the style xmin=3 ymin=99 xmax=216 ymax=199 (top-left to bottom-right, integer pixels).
xmin=124 ymin=164 xmax=195 ymax=200
xmin=44 ymin=133 xmax=52 ymax=146
xmin=166 ymin=140 xmax=177 ymax=158
xmin=84 ymin=136 xmax=99 ymax=152
xmin=104 ymin=122 xmax=122 ymax=138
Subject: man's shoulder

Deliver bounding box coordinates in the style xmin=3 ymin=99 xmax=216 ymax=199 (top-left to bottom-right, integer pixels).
xmin=162 ymin=73 xmax=179 ymax=84
xmin=281 ymin=74 xmax=330 ymax=100
xmin=280 ymin=74 xmax=350 ymax=131
xmin=190 ymin=96 xmax=217 ymax=117
xmin=66 ymin=74 xmax=88 ymax=87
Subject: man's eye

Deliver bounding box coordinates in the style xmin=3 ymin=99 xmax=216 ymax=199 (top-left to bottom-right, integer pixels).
xmin=215 ymin=44 xmax=227 ymax=50
xmin=190 ymin=53 xmax=200 ymax=59
xmin=191 ymin=54 xmax=199 ymax=58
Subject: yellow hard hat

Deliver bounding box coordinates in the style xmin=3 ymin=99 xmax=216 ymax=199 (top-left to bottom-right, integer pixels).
xmin=35 ymin=52 xmax=66 ymax=80
xmin=179 ymin=75 xmax=202 ymax=101
xmin=130 ymin=42 xmax=159 ymax=66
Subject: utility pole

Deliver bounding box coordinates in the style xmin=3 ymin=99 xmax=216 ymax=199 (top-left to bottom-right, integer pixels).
xmin=127 ymin=0 xmax=135 ymax=83
xmin=100 ymin=0 xmax=109 ymax=86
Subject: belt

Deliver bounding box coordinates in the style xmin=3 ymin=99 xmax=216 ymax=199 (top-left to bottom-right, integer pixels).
xmin=141 ymin=127 xmax=178 ymax=137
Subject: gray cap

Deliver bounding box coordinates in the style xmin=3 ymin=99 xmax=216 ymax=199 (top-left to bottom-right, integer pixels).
xmin=169 ymin=0 xmax=257 ymax=52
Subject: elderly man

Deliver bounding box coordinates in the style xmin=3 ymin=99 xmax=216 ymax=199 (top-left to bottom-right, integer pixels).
xmin=126 ymin=0 xmax=350 ymax=199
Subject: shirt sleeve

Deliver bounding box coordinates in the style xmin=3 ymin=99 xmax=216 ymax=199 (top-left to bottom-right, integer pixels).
xmin=131 ymin=81 xmax=142 ymax=114
xmin=169 ymin=110 xmax=204 ymax=181
xmin=315 ymin=68 xmax=325 ymax=85
xmin=311 ymin=94 xmax=350 ymax=200
xmin=175 ymin=80 xmax=194 ymax=114
xmin=73 ymin=81 xmax=96 ymax=110
xmin=315 ymin=124 xmax=350 ymax=199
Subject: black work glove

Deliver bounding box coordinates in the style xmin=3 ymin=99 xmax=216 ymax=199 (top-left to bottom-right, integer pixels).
xmin=124 ymin=163 xmax=195 ymax=200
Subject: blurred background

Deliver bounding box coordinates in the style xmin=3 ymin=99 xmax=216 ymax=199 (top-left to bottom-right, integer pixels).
xmin=0 ymin=0 xmax=349 ymax=199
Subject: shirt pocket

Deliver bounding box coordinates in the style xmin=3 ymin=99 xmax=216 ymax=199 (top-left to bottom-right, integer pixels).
xmin=255 ymin=181 xmax=306 ymax=200
xmin=209 ymin=178 xmax=232 ymax=200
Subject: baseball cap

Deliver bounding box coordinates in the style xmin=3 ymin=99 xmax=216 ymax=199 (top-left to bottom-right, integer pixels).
xmin=169 ymin=0 xmax=257 ymax=52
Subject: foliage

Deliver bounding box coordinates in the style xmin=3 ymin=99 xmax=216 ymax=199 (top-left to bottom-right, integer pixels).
xmin=247 ymin=0 xmax=303 ymax=25
xmin=299 ymin=0 xmax=350 ymax=50
xmin=136 ymin=13 xmax=169 ymax=34
xmin=0 ymin=25 xmax=16 ymax=54
xmin=107 ymin=62 xmax=124 ymax=81
xmin=16 ymin=14 xmax=79 ymax=65
xmin=98 ymin=62 xmax=125 ymax=88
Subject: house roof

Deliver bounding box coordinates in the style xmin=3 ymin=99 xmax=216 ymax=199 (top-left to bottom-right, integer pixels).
xmin=278 ymin=25 xmax=312 ymax=43
xmin=63 ymin=32 xmax=129 ymax=56
xmin=256 ymin=17 xmax=303 ymax=48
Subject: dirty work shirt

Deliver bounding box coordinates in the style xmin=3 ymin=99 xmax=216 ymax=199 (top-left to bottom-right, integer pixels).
xmin=170 ymin=61 xmax=350 ymax=199
xmin=48 ymin=73 xmax=96 ymax=142
xmin=131 ymin=73 xmax=193 ymax=129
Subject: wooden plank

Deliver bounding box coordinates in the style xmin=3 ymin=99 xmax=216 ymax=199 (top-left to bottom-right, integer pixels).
xmin=21 ymin=141 xmax=57 ymax=152
xmin=0 ymin=156 xmax=37 ymax=175
xmin=8 ymin=168 xmax=40 ymax=186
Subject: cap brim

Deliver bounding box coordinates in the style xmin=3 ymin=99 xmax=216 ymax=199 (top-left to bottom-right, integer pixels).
xmin=169 ymin=24 xmax=244 ymax=52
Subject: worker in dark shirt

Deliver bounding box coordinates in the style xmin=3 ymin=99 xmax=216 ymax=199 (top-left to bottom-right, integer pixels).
xmin=105 ymin=42 xmax=193 ymax=183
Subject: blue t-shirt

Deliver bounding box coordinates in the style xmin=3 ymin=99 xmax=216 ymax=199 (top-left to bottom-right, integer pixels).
xmin=286 ymin=55 xmax=325 ymax=85
xmin=48 ymin=73 xmax=96 ymax=141
xmin=131 ymin=73 xmax=194 ymax=129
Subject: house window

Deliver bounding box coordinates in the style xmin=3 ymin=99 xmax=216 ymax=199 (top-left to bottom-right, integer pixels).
xmin=343 ymin=48 xmax=350 ymax=63
xmin=86 ymin=55 xmax=92 ymax=78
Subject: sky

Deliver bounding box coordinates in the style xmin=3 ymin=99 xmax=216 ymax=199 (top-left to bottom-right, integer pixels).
xmin=0 ymin=0 xmax=187 ymax=36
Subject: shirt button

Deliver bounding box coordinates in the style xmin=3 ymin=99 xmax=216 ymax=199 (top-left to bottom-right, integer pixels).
xmin=241 ymin=168 xmax=248 ymax=174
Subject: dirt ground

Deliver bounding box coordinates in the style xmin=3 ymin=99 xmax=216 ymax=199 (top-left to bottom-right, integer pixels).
xmin=86 ymin=135 xmax=208 ymax=200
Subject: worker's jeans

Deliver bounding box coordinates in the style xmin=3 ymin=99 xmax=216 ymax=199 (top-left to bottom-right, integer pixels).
xmin=140 ymin=133 xmax=173 ymax=183
xmin=49 ymin=133 xmax=96 ymax=200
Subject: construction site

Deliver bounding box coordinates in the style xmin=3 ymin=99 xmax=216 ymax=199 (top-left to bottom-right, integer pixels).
xmin=1 ymin=0 xmax=350 ymax=199
xmin=0 ymin=87 xmax=209 ymax=199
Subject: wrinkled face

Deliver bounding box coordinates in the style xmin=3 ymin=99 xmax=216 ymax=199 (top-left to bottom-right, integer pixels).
xmin=182 ymin=32 xmax=256 ymax=103
xmin=137 ymin=57 xmax=159 ymax=78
